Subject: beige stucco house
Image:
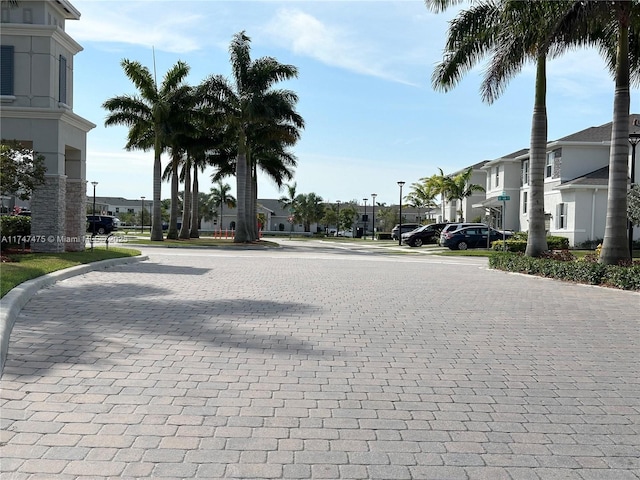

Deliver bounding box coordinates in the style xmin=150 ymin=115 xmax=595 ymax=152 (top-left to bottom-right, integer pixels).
xmin=1 ymin=0 xmax=94 ymax=252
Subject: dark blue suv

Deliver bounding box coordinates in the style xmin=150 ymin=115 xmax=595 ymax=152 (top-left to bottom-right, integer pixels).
xmin=86 ymin=215 xmax=118 ymax=235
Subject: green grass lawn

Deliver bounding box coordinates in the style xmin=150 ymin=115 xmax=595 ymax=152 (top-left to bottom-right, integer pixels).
xmin=0 ymin=247 xmax=141 ymax=298
xmin=128 ymin=237 xmax=280 ymax=248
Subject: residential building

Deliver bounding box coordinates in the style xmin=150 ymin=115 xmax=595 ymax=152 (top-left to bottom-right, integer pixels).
xmin=471 ymin=114 xmax=640 ymax=246
xmin=1 ymin=0 xmax=94 ymax=252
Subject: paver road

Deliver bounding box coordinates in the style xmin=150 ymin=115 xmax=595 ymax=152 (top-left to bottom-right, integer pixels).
xmin=1 ymin=244 xmax=639 ymax=479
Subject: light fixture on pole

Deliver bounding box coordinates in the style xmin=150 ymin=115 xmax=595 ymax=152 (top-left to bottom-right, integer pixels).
xmin=371 ymin=193 xmax=377 ymax=240
xmin=336 ymin=200 xmax=341 ymax=236
xmin=141 ymin=196 xmax=145 ymax=234
xmin=91 ymin=181 xmax=98 ymax=251
xmin=629 ymin=132 xmax=639 ymax=256
xmin=397 ymin=181 xmax=405 ymax=246
xmin=362 ymin=198 xmax=368 ymax=240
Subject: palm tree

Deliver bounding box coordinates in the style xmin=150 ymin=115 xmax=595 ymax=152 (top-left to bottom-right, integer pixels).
xmin=558 ymin=1 xmax=640 ymax=263
xmin=447 ymin=167 xmax=486 ymax=221
xmin=200 ymin=31 xmax=304 ymax=243
xmin=423 ymin=169 xmax=454 ymax=222
xmin=210 ymin=181 xmax=236 ymax=231
xmin=429 ymin=0 xmax=580 ymax=254
xmin=279 ymin=182 xmax=298 ymax=236
xmin=103 ymin=59 xmax=191 ymax=241
xmin=406 ymin=181 xmax=438 ymax=222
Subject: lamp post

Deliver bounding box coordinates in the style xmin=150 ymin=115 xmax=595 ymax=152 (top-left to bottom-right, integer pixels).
xmin=397 ymin=181 xmax=405 ymax=246
xmin=371 ymin=193 xmax=377 ymax=240
xmin=336 ymin=200 xmax=341 ymax=236
xmin=362 ymin=198 xmax=368 ymax=240
xmin=629 ymin=132 xmax=639 ymax=256
xmin=140 ymin=196 xmax=145 ymax=234
xmin=91 ymin=181 xmax=98 ymax=251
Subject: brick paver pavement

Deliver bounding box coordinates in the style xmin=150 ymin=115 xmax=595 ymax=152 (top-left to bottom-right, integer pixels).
xmin=1 ymin=244 xmax=639 ymax=479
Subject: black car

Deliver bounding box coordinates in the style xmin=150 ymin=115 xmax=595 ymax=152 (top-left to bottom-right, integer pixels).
xmin=86 ymin=215 xmax=118 ymax=234
xmin=402 ymin=222 xmax=448 ymax=247
xmin=442 ymin=226 xmax=512 ymax=250
xmin=391 ymin=223 xmax=421 ymax=240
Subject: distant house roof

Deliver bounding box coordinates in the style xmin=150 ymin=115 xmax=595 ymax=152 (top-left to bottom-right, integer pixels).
xmin=555 ymin=113 xmax=640 ymax=143
xmin=558 ymin=166 xmax=610 ymax=189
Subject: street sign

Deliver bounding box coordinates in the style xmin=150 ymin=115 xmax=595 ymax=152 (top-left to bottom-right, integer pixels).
xmin=498 ymin=195 xmax=510 ymax=201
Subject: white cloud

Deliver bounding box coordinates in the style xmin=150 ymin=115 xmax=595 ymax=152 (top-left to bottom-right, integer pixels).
xmin=67 ymin=2 xmax=205 ymax=53
xmin=263 ymin=8 xmax=418 ymax=86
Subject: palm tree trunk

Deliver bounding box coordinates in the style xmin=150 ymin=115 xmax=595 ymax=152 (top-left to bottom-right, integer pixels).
xmin=167 ymin=153 xmax=179 ymax=240
xmin=235 ymin=141 xmax=251 ymax=242
xmin=179 ymin=158 xmax=192 ymax=239
xmin=250 ymin=162 xmax=259 ymax=240
xmin=190 ymin=166 xmax=199 ymax=238
xmin=600 ymin=11 xmax=631 ymax=264
xmin=151 ymin=133 xmax=164 ymax=241
xmin=525 ymin=54 xmax=549 ymax=257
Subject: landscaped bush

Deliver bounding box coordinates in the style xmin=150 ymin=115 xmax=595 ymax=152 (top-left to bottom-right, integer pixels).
xmin=489 ymin=252 xmax=640 ymax=290
xmin=492 ymin=233 xmax=569 ymax=252
xmin=0 ymin=215 xmax=31 ymax=249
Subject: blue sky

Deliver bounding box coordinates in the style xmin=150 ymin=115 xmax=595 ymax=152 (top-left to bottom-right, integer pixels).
xmin=67 ymin=0 xmax=638 ymax=206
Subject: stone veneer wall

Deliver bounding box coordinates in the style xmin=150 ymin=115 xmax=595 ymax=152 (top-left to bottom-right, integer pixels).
xmin=65 ymin=179 xmax=86 ymax=252
xmin=30 ymin=175 xmax=66 ymax=253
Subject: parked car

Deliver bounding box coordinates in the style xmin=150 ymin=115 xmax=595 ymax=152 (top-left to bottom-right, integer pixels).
xmin=391 ymin=223 xmax=421 ymax=240
xmin=86 ymin=215 xmax=118 ymax=234
xmin=402 ymin=222 xmax=448 ymax=247
xmin=336 ymin=229 xmax=354 ymax=237
xmin=442 ymin=226 xmax=512 ymax=250
xmin=438 ymin=222 xmax=487 ymax=245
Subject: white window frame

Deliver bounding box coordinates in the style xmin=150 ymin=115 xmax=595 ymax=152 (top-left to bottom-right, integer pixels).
xmin=546 ymin=152 xmax=554 ymax=178
xmin=495 ymin=166 xmax=500 ymax=188
xmin=556 ymin=203 xmax=567 ymax=229
xmin=522 ymin=191 xmax=528 ymax=215
xmin=522 ymin=160 xmax=529 ymax=185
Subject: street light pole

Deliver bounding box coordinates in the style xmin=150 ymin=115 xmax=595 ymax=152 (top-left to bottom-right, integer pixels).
xmin=629 ymin=133 xmax=639 ymax=256
xmin=397 ymin=181 xmax=405 ymax=246
xmin=141 ymin=196 xmax=145 ymax=234
xmin=91 ymin=181 xmax=98 ymax=251
xmin=362 ymin=198 xmax=368 ymax=240
xmin=336 ymin=200 xmax=341 ymax=236
xmin=371 ymin=193 xmax=377 ymax=240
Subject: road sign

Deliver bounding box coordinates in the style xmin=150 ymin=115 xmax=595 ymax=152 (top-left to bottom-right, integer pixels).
xmin=498 ymin=195 xmax=510 ymax=201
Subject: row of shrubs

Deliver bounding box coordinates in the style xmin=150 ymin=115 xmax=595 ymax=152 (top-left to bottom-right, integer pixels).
xmin=491 ymin=232 xmax=570 ymax=252
xmin=489 ymin=251 xmax=640 ymax=291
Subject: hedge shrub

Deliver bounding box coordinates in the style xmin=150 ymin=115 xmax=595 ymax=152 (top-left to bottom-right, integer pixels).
xmin=0 ymin=215 xmax=31 ymax=249
xmin=491 ymin=234 xmax=569 ymax=252
xmin=489 ymin=252 xmax=640 ymax=290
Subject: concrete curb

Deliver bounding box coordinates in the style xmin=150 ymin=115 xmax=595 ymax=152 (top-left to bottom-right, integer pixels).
xmin=0 ymin=255 xmax=149 ymax=376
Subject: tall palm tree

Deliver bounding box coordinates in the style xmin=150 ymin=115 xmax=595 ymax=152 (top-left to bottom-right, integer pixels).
xmin=559 ymin=1 xmax=640 ymax=264
xmin=429 ymin=0 xmax=576 ymax=255
xmin=210 ymin=181 xmax=236 ymax=231
xmin=103 ymin=59 xmax=191 ymax=241
xmin=200 ymin=31 xmax=304 ymax=243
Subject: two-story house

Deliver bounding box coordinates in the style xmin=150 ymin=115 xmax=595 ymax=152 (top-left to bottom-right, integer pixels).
xmin=1 ymin=0 xmax=94 ymax=252
xmin=469 ymin=114 xmax=639 ymax=246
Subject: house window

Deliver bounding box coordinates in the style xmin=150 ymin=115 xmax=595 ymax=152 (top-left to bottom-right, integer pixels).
xmin=494 ymin=166 xmax=500 ymax=188
xmin=546 ymin=152 xmax=554 ymax=178
xmin=0 ymin=45 xmax=14 ymax=96
xmin=115 ymin=207 xmax=120 ymax=213
xmin=23 ymin=8 xmax=32 ymax=23
xmin=59 ymin=55 xmax=67 ymax=104
xmin=127 ymin=208 xmax=134 ymax=214
xmin=1 ymin=7 xmax=9 ymax=23
xmin=523 ymin=191 xmax=528 ymax=214
xmin=556 ymin=203 xmax=567 ymax=229
xmin=522 ymin=161 xmax=529 ymax=185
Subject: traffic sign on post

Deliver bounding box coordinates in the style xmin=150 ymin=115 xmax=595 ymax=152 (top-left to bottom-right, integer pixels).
xmin=498 ymin=195 xmax=510 ymax=201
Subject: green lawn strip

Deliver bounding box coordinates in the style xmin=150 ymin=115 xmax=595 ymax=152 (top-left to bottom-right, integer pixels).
xmin=1 ymin=247 xmax=141 ymax=298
